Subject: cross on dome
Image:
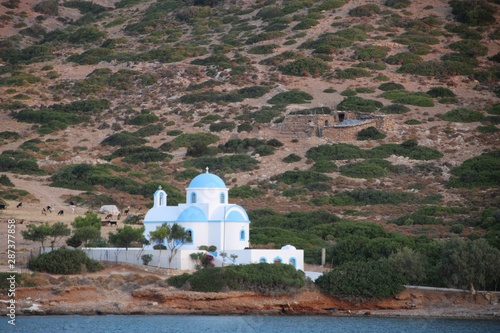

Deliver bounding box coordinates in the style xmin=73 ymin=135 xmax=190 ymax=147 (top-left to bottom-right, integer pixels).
xmin=158 ymin=185 xmax=162 ymax=190
xmin=205 ymin=166 xmax=209 ymax=173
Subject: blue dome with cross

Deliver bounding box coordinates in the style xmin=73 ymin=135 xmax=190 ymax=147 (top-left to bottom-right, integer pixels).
xmin=188 ymin=168 xmax=226 ymax=189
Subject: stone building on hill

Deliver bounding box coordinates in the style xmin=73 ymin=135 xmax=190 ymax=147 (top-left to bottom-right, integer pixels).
xmin=278 ymin=109 xmax=394 ymax=141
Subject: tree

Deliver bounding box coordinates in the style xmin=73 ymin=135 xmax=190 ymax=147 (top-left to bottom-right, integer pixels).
xmin=149 ymin=224 xmax=169 ymax=267
xmin=149 ymin=223 xmax=192 ymax=268
xmin=108 ymin=225 xmax=145 ymax=260
xmin=48 ymin=222 xmax=71 ymax=250
xmin=21 ymin=223 xmax=52 ymax=252
xmin=388 ymin=247 xmax=427 ymax=284
xmin=72 ymin=212 xmax=102 ymax=231
xmin=438 ymin=237 xmax=500 ymax=291
xmin=315 ymin=259 xmax=405 ymax=300
xmin=73 ymin=226 xmax=101 ymax=247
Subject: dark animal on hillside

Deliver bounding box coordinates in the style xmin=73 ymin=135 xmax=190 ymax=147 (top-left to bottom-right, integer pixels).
xmin=124 ymin=206 xmax=130 ymax=216
xmin=57 ymin=210 xmax=64 ymax=215
xmin=42 ymin=208 xmax=47 ymax=215
xmin=117 ymin=213 xmax=121 ymax=220
xmin=69 ymin=201 xmax=76 ymax=206
xmin=46 ymin=205 xmax=53 ymax=213
xmin=105 ymin=214 xmax=112 ymax=220
xmin=16 ymin=202 xmax=22 ymax=208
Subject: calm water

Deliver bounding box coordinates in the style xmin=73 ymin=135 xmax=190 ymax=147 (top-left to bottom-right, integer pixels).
xmin=4 ymin=315 xmax=499 ymax=333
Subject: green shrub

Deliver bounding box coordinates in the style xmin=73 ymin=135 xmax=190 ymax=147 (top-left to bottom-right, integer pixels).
xmin=229 ymin=185 xmax=264 ymax=199
xmin=449 ymin=0 xmax=496 ymax=26
xmin=381 ymin=90 xmax=434 ymax=107
xmin=254 ymin=145 xmax=275 ymax=156
xmin=237 ymin=122 xmax=253 ymax=133
xmin=385 ymin=52 xmax=422 ymax=65
xmin=316 ymin=259 xmax=404 ymax=300
xmin=267 ymin=90 xmax=313 ymax=105
xmin=441 ymin=108 xmax=484 ymax=123
xmin=0 ymin=131 xmax=21 ymax=140
xmin=340 ymin=88 xmax=357 ymax=97
xmin=447 ymin=150 xmax=500 ymax=188
xmin=272 ymin=170 xmax=331 ymax=185
xmin=336 ymin=96 xmax=383 ymax=112
xmin=391 ymin=206 xmax=463 ymax=226
xmin=348 ymin=4 xmax=380 ymax=17
xmin=378 ymin=82 xmax=405 ymax=91
xmin=353 ymin=45 xmax=390 ymax=61
xmin=68 ymin=26 xmax=107 ymax=44
xmin=306 ymin=143 xmax=365 ymax=161
xmin=311 ymin=160 xmax=337 ymax=172
xmin=385 ymin=0 xmax=410 ymax=9
xmin=184 ymin=154 xmax=259 ymax=173
xmin=247 ymin=44 xmax=278 ymax=55
xmin=282 ymin=154 xmax=302 ymax=163
xmin=448 ymin=39 xmax=488 ymax=57
xmin=100 ymin=131 xmax=148 ymax=147
xmin=128 ymin=112 xmax=159 ymax=126
xmin=334 ymin=68 xmax=371 ymax=79
xmin=380 ymin=104 xmax=410 ymax=114
xmin=181 ymin=263 xmax=305 ymax=295
xmin=357 ymin=126 xmax=386 ymax=140
xmin=28 ymin=248 xmax=102 ymax=274
xmin=0 ymin=150 xmax=44 ymax=175
xmin=487 ymin=104 xmax=500 ymax=115
xmin=134 ymin=124 xmax=164 ymax=137
xmin=280 ymin=57 xmax=330 ymax=77
xmin=170 ymin=132 xmax=219 ymax=150
xmin=209 ymin=121 xmax=236 ymax=132
xmin=339 ymin=159 xmax=390 ymax=179
xmin=353 ymin=61 xmax=386 ymax=70
xmin=405 ymin=119 xmax=421 ymax=125
xmin=0 ymin=174 xmax=14 ymax=186
xmin=398 ymin=60 xmax=474 ymax=77
xmin=427 ymin=87 xmax=456 ymax=98
xmin=477 ymin=125 xmax=499 ymax=134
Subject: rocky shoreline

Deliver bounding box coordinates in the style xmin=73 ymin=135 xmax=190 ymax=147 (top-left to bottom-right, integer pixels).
xmin=1 ymin=265 xmax=499 ymax=320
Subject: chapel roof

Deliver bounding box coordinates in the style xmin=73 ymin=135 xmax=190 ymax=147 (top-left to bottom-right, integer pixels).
xmin=188 ymin=168 xmax=226 ymax=189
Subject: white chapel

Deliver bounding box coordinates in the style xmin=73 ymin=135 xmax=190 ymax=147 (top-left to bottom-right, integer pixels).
xmin=142 ymin=169 xmax=304 ymax=271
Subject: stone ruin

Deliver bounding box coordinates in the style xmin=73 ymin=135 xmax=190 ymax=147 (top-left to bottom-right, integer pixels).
xmin=277 ymin=107 xmax=395 ymax=141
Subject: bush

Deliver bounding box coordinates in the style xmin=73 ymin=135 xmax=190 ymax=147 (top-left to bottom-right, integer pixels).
xmin=68 ymin=26 xmax=107 ymax=44
xmin=448 ymin=39 xmax=488 ymax=57
xmin=280 ymin=57 xmax=330 ymax=77
xmin=357 ymin=126 xmax=386 ymax=140
xmin=380 ymin=104 xmax=411 ymax=114
xmin=449 ymin=0 xmax=496 ymax=26
xmin=398 ymin=60 xmax=474 ymax=77
xmin=334 ymin=68 xmax=371 ymax=79
xmin=34 ymin=0 xmax=59 ymax=16
xmin=128 ymin=112 xmax=159 ymax=126
xmin=427 ymin=87 xmax=456 ymax=98
xmin=0 ymin=150 xmax=44 ymax=175
xmin=385 ymin=52 xmax=422 ymax=65
xmin=184 ymin=155 xmax=259 ymax=173
xmin=348 ymin=4 xmax=380 ymax=17
xmin=100 ymin=131 xmax=148 ymax=147
xmin=177 ymin=263 xmax=305 ymax=295
xmin=272 ymin=170 xmax=331 ymax=185
xmin=353 ymin=45 xmax=390 ymax=61
xmin=447 ymin=150 xmax=500 ymax=188
xmin=28 ymin=248 xmax=102 ymax=274
xmin=229 ymin=185 xmax=264 ymax=199
xmin=311 ymin=160 xmax=337 ymax=172
xmin=385 ymin=0 xmax=410 ymax=9
xmin=381 ymin=90 xmax=434 ymax=107
xmin=336 ymin=96 xmax=383 ymax=112
xmin=316 ymin=259 xmax=405 ymax=300
xmin=441 ymin=108 xmax=484 ymax=123
xmin=282 ymin=154 xmax=301 ymax=163
xmin=267 ymin=90 xmax=313 ymax=105
xmin=209 ymin=121 xmax=236 ymax=132
xmin=0 ymin=174 xmax=14 ymax=186
xmin=247 ymin=44 xmax=278 ymax=55
xmin=378 ymin=82 xmax=405 ymax=91
xmin=339 ymin=159 xmax=390 ymax=179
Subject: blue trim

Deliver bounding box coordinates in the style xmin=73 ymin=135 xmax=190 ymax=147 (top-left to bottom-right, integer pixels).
xmin=220 ymin=192 xmax=225 ymax=204
xmin=191 ymin=192 xmax=197 ymax=204
xmin=186 ymin=228 xmax=194 ymax=245
xmin=288 ymin=257 xmax=297 ymax=268
xmin=273 ymin=257 xmax=282 ymax=264
xmin=258 ymin=257 xmax=267 ymax=263
xmin=240 ymin=230 xmax=245 ymax=241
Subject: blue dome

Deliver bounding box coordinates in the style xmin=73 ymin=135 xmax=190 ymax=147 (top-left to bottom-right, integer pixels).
xmin=176 ymin=206 xmax=207 ymax=222
xmin=188 ymin=172 xmax=226 ymax=189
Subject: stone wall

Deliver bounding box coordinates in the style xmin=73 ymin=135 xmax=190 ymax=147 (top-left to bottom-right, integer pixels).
xmin=279 ymin=112 xmax=393 ymax=141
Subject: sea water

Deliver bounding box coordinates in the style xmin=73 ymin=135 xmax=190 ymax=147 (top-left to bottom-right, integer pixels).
xmin=5 ymin=315 xmax=499 ymax=333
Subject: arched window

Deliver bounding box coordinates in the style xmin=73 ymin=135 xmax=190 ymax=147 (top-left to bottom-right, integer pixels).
xmin=159 ymin=193 xmax=165 ymax=206
xmin=191 ymin=192 xmax=197 ymax=204
xmin=273 ymin=257 xmax=282 ymax=264
xmin=259 ymin=257 xmax=267 ymax=263
xmin=240 ymin=230 xmax=245 ymax=241
xmin=289 ymin=257 xmax=296 ymax=268
xmin=220 ymin=193 xmax=225 ymax=204
xmin=185 ymin=229 xmax=193 ymax=244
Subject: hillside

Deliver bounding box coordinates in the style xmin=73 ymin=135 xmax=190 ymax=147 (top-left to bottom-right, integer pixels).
xmin=0 ymin=0 xmax=499 ymax=265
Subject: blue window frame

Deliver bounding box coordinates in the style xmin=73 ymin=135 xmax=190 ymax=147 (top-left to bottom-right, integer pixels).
xmin=240 ymin=229 xmax=245 ymax=241
xmin=191 ymin=192 xmax=197 ymax=203
xmin=259 ymin=257 xmax=267 ymax=263
xmin=220 ymin=193 xmax=225 ymax=204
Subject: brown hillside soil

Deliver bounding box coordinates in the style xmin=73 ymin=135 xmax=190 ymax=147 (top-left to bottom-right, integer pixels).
xmin=0 ymin=263 xmax=498 ymax=319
